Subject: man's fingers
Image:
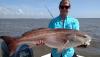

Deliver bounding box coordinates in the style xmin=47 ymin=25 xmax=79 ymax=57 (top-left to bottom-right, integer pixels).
xmin=36 ymin=40 xmax=45 ymax=46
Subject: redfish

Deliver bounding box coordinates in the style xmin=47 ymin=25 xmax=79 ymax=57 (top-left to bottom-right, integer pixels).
xmin=0 ymin=28 xmax=91 ymax=55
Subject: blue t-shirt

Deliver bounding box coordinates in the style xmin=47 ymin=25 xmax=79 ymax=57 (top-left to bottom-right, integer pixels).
xmin=48 ymin=16 xmax=79 ymax=57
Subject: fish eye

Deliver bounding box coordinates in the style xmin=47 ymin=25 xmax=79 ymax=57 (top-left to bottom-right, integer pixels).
xmin=83 ymin=35 xmax=88 ymax=38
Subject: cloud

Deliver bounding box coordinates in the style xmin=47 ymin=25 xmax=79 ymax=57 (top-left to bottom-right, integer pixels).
xmin=16 ymin=9 xmax=24 ymax=15
xmin=0 ymin=6 xmax=35 ymax=18
xmin=0 ymin=6 xmax=24 ymax=16
xmin=0 ymin=6 xmax=51 ymax=18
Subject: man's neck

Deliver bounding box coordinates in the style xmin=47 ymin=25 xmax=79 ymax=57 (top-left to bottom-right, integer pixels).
xmin=60 ymin=15 xmax=67 ymax=20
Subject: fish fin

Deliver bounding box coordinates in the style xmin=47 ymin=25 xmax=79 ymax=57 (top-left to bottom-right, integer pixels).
xmin=63 ymin=40 xmax=69 ymax=49
xmin=57 ymin=40 xmax=69 ymax=53
xmin=57 ymin=48 xmax=63 ymax=53
xmin=22 ymin=28 xmax=46 ymax=36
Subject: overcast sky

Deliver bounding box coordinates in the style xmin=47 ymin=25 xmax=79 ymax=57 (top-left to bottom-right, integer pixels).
xmin=0 ymin=0 xmax=100 ymax=18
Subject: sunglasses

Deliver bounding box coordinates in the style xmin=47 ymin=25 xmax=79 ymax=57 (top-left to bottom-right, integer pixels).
xmin=60 ymin=6 xmax=70 ymax=9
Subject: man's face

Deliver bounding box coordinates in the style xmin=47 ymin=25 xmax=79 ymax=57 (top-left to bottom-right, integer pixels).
xmin=59 ymin=2 xmax=70 ymax=16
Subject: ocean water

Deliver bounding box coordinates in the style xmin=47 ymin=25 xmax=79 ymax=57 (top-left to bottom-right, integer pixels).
xmin=0 ymin=18 xmax=100 ymax=57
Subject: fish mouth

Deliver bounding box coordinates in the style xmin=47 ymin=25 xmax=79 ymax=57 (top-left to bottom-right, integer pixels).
xmin=77 ymin=44 xmax=88 ymax=48
xmin=77 ymin=38 xmax=91 ymax=48
xmin=77 ymin=41 xmax=91 ymax=48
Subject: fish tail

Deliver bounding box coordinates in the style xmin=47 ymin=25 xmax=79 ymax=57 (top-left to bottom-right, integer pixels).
xmin=0 ymin=36 xmax=20 ymax=53
xmin=0 ymin=35 xmax=17 ymax=43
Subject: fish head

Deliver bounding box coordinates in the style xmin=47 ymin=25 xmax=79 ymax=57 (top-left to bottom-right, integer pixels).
xmin=75 ymin=34 xmax=92 ymax=48
xmin=64 ymin=32 xmax=92 ymax=48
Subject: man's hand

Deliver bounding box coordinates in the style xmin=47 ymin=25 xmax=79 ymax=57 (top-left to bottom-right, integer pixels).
xmin=35 ymin=40 xmax=45 ymax=46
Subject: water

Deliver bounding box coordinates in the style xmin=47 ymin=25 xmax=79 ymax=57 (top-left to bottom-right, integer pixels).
xmin=0 ymin=18 xmax=100 ymax=57
xmin=0 ymin=19 xmax=50 ymax=36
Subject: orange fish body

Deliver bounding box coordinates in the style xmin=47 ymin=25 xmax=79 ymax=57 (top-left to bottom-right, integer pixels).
xmin=0 ymin=28 xmax=91 ymax=55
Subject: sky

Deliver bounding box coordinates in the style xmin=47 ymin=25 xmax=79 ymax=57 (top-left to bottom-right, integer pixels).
xmin=0 ymin=0 xmax=100 ymax=18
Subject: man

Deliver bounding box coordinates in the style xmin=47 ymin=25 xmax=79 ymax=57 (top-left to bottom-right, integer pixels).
xmin=48 ymin=0 xmax=79 ymax=57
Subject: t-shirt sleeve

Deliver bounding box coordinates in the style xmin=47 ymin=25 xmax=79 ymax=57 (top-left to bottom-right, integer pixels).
xmin=72 ymin=19 xmax=80 ymax=30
